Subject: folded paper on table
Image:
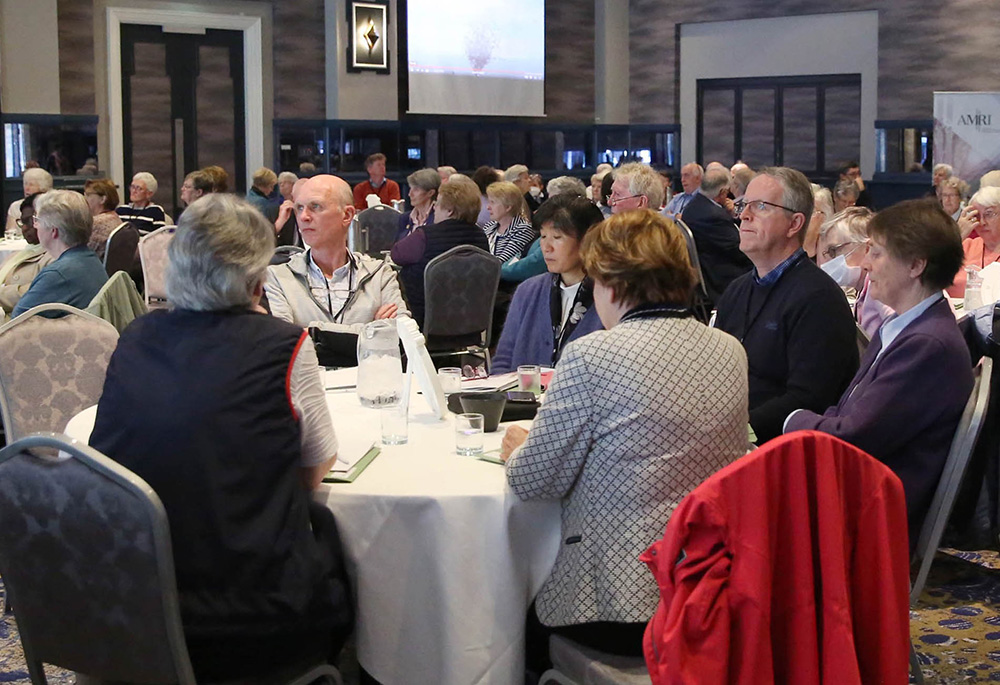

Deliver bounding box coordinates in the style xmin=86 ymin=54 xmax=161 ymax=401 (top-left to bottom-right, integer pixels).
xmin=324 ymin=444 xmax=380 ymax=483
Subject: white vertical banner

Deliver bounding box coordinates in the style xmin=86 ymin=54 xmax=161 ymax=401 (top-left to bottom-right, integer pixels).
xmin=934 ymin=92 xmax=1000 ymax=183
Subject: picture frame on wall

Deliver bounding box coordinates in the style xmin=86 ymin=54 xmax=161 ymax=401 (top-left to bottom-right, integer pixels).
xmin=347 ymin=0 xmax=390 ymax=74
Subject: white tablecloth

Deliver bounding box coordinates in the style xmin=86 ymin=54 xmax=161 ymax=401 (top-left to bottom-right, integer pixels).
xmin=0 ymin=239 xmax=28 ymax=265
xmin=64 ymin=376 xmax=562 ymax=685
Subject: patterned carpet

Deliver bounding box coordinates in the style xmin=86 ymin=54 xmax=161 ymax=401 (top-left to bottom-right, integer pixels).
xmin=3 ymin=556 xmax=1000 ymax=684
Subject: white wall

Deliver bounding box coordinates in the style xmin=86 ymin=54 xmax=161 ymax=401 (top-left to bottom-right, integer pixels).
xmin=679 ymin=11 xmax=879 ymax=176
xmin=594 ymin=0 xmax=629 ymax=124
xmin=325 ymin=0 xmax=399 ymax=120
xmin=0 ymin=0 xmax=61 ymax=113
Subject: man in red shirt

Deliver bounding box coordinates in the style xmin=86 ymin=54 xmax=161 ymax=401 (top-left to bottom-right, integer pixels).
xmin=352 ymin=153 xmax=401 ymax=209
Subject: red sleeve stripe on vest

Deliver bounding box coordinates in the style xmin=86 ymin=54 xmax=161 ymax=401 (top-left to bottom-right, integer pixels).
xmin=286 ymin=330 xmax=309 ymax=421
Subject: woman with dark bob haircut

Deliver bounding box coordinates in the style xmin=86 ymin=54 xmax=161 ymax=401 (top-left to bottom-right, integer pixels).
xmin=786 ymin=198 xmax=973 ymax=548
xmin=499 ymin=208 xmax=749 ymax=671
xmin=492 ymin=194 xmax=606 ymax=373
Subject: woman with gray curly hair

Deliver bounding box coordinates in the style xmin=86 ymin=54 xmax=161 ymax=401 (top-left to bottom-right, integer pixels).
xmin=89 ymin=193 xmax=353 ymax=682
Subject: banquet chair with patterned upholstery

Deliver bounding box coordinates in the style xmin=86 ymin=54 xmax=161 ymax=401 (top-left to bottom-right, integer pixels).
xmin=422 ymin=245 xmax=501 ymax=372
xmin=354 ymin=205 xmax=401 ymax=257
xmin=0 ymin=304 xmax=119 ymax=442
xmin=910 ymin=357 xmax=992 ymax=602
xmin=0 ymin=433 xmax=344 ymax=685
xmin=138 ymin=225 xmax=175 ymax=309
xmin=103 ymin=222 xmax=140 ymax=277
xmin=673 ymin=219 xmax=711 ymax=324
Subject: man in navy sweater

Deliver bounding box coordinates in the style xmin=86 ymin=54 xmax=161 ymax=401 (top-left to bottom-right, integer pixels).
xmin=714 ymin=167 xmax=858 ymax=444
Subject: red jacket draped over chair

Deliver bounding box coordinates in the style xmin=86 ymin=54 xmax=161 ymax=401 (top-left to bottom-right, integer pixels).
xmin=641 ymin=431 xmax=911 ymax=685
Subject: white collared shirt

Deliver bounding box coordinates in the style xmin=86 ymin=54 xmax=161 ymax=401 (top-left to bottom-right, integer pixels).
xmin=306 ymin=250 xmax=354 ymax=319
xmin=873 ymin=291 xmax=944 ymax=364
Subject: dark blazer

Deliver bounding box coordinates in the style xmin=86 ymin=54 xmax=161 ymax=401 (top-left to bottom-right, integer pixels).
xmin=678 ymin=192 xmax=752 ymax=305
xmin=785 ymin=297 xmax=973 ymax=542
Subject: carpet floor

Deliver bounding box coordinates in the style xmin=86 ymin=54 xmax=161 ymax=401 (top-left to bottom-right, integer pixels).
xmin=3 ymin=554 xmax=1000 ymax=685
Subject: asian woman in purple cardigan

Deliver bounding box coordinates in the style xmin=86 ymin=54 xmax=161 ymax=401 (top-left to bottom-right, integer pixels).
xmin=492 ymin=195 xmax=606 ymax=374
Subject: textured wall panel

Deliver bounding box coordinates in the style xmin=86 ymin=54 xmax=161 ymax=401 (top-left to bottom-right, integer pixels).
xmin=273 ymin=0 xmax=326 ymax=119
xmin=545 ymin=0 xmax=595 ymax=122
xmin=58 ymin=0 xmax=96 ymax=114
xmin=630 ymin=0 xmax=1000 ymax=123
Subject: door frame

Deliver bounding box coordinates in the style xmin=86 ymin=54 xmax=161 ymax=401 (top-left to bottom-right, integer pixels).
xmin=106 ymin=6 xmax=263 ymax=191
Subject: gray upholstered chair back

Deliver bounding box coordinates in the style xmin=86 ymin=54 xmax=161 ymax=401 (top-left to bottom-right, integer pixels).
xmin=423 ymin=245 xmax=501 ymax=341
xmin=674 ymin=219 xmax=711 ymax=322
xmin=355 ymin=205 xmax=402 ymax=256
xmin=104 ymin=222 xmax=140 ymax=276
xmin=0 ymin=304 xmax=119 ymax=442
xmin=139 ymin=225 xmax=176 ymax=307
xmin=0 ymin=433 xmax=196 ymax=684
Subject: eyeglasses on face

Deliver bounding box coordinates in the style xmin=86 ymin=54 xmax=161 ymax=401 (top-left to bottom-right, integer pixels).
xmin=822 ymin=240 xmax=866 ymax=260
xmin=734 ymin=199 xmax=797 ymax=216
xmin=608 ymin=193 xmax=642 ymax=206
xmin=14 ymin=216 xmax=33 ymax=229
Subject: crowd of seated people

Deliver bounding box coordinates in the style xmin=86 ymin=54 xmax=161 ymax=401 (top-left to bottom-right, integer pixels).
xmin=3 ymin=147 xmax=996 ymax=680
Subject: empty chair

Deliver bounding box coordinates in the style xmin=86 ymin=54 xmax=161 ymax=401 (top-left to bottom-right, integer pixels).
xmin=910 ymin=357 xmax=992 ymax=602
xmin=138 ymin=225 xmax=175 ymax=309
xmin=0 ymin=303 xmax=119 ymax=442
xmin=354 ymin=205 xmax=402 ymax=257
xmin=422 ymin=245 xmax=501 ymax=371
xmin=0 ymin=433 xmax=343 ymax=685
xmin=103 ymin=222 xmax=140 ymax=277
xmin=86 ymin=270 xmax=147 ymax=334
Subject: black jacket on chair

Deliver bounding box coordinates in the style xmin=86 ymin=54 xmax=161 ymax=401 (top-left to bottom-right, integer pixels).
xmin=680 ymin=192 xmax=753 ymax=305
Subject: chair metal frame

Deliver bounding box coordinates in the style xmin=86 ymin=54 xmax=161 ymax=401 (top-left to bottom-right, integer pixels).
xmin=673 ymin=219 xmax=712 ymax=324
xmin=910 ymin=357 xmax=992 ymax=603
xmin=138 ymin=225 xmax=176 ymax=308
xmin=0 ymin=433 xmax=344 ymax=685
xmin=0 ymin=304 xmax=119 ymax=443
xmin=422 ymin=244 xmax=501 ymax=373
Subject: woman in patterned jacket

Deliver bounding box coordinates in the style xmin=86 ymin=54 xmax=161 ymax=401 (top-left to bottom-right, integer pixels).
xmin=500 ymin=208 xmax=749 ymax=671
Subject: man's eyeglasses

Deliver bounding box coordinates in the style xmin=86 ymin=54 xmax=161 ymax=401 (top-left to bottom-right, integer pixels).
xmin=608 ymin=194 xmax=642 ymax=207
xmin=14 ymin=216 xmax=33 ymax=229
xmin=734 ymin=199 xmax=798 ymax=216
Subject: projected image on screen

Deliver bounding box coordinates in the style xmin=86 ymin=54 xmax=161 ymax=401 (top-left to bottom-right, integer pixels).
xmin=407 ymin=0 xmax=545 ymax=117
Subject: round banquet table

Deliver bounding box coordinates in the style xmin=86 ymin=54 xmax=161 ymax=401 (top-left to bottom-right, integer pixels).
xmin=0 ymin=238 xmax=28 ymax=265
xmin=64 ymin=375 xmax=562 ymax=685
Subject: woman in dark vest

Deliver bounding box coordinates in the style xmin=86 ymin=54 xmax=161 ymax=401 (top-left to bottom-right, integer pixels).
xmin=89 ymin=194 xmax=352 ymax=681
xmin=390 ymin=174 xmax=490 ymax=328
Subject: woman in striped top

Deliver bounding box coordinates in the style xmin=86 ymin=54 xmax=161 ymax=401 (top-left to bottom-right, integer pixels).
xmin=483 ymin=181 xmax=537 ymax=263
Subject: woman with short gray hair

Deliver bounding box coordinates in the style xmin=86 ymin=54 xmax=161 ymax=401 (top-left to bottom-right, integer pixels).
xmin=166 ymin=193 xmax=274 ymax=311
xmin=397 ymin=167 xmax=441 ymax=242
xmin=11 ymin=189 xmax=107 ymax=318
xmin=88 ymin=191 xmax=352 ymax=681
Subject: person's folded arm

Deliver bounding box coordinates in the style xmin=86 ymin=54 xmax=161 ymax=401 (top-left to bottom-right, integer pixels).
xmin=11 ymin=269 xmax=67 ymax=319
xmin=389 ymin=228 xmax=427 ymax=265
xmin=784 ymin=334 xmax=967 ymax=458
xmin=290 ymin=334 xmax=339 ymax=490
xmin=505 ymin=344 xmax=595 ymax=500
xmin=750 ymin=290 xmax=858 ymax=441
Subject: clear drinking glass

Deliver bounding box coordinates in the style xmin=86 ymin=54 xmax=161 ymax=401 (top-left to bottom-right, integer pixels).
xmin=455 ymin=413 xmax=484 ymax=456
xmin=517 ymin=365 xmax=542 ymax=394
xmin=438 ymin=367 xmax=463 ymax=395
xmin=965 ymin=266 xmax=984 ymax=311
xmin=380 ymin=405 xmax=408 ymax=445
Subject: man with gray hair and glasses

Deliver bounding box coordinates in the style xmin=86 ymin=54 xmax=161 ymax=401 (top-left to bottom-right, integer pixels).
xmin=677 ymin=165 xmax=752 ymax=305
xmin=12 ymin=189 xmax=108 ymax=318
xmin=662 ymin=162 xmax=703 ymax=217
xmin=608 ymin=163 xmax=664 ymax=215
xmin=714 ymin=167 xmax=858 ymax=444
xmin=116 ymin=171 xmax=167 ymax=232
